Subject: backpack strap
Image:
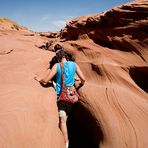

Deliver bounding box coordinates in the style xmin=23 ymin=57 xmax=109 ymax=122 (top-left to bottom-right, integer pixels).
xmin=60 ymin=63 xmax=65 ymax=88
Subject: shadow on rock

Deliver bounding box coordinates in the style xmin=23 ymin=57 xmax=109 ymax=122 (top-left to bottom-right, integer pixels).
xmin=129 ymin=66 xmax=148 ymax=93
xmin=67 ymin=101 xmax=103 ymax=148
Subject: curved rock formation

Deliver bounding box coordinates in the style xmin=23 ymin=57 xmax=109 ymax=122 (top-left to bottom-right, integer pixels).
xmin=0 ymin=30 xmax=64 ymax=148
xmin=0 ymin=0 xmax=148 ymax=148
xmin=58 ymin=0 xmax=148 ymax=148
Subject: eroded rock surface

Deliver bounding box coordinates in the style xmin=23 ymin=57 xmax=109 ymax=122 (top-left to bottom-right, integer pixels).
xmin=0 ymin=30 xmax=64 ymax=148
xmin=0 ymin=0 xmax=148 ymax=148
xmin=59 ymin=1 xmax=148 ymax=148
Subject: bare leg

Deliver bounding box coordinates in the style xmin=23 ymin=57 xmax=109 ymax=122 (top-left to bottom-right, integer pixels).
xmin=59 ymin=110 xmax=69 ymax=147
xmin=59 ymin=116 xmax=68 ymax=143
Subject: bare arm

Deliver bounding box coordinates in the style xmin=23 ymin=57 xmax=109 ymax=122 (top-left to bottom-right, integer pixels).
xmin=76 ymin=64 xmax=85 ymax=85
xmin=35 ymin=64 xmax=57 ymax=84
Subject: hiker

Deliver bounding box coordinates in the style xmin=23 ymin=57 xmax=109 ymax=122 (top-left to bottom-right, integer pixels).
xmin=34 ymin=49 xmax=85 ymax=148
xmin=49 ymin=44 xmax=76 ymax=87
xmin=49 ymin=44 xmax=74 ymax=69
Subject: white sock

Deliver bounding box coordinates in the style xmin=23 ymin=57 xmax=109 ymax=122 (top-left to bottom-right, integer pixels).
xmin=65 ymin=141 xmax=69 ymax=148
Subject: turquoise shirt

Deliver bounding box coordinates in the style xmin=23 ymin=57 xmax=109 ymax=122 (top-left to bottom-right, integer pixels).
xmin=55 ymin=61 xmax=76 ymax=95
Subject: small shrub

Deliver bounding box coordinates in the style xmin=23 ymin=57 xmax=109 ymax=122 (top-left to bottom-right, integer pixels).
xmin=11 ymin=23 xmax=20 ymax=30
xmin=0 ymin=18 xmax=4 ymax=22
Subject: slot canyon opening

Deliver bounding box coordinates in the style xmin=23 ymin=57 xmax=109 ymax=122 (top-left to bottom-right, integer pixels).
xmin=129 ymin=66 xmax=148 ymax=93
xmin=67 ymin=101 xmax=103 ymax=148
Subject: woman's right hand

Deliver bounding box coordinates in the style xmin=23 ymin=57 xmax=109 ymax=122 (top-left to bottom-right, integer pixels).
xmin=34 ymin=75 xmax=42 ymax=82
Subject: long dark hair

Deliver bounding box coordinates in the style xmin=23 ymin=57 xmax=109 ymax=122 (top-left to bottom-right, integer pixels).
xmin=56 ymin=50 xmax=69 ymax=62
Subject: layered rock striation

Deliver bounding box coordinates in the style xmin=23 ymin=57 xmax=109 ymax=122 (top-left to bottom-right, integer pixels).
xmin=0 ymin=0 xmax=148 ymax=148
xmin=58 ymin=0 xmax=148 ymax=147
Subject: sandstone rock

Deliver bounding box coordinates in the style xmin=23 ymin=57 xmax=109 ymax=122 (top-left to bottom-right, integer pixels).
xmin=0 ymin=0 xmax=148 ymax=148
xmin=58 ymin=1 xmax=148 ymax=148
xmin=0 ymin=30 xmax=64 ymax=148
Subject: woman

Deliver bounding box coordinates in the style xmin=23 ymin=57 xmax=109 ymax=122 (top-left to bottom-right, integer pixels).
xmin=49 ymin=44 xmax=75 ymax=84
xmin=35 ymin=49 xmax=85 ymax=148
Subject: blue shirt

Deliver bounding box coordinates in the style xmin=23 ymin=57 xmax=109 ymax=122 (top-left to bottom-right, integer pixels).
xmin=55 ymin=61 xmax=76 ymax=95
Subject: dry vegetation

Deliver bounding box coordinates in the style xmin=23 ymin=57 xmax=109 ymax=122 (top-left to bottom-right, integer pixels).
xmin=0 ymin=17 xmax=28 ymax=30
